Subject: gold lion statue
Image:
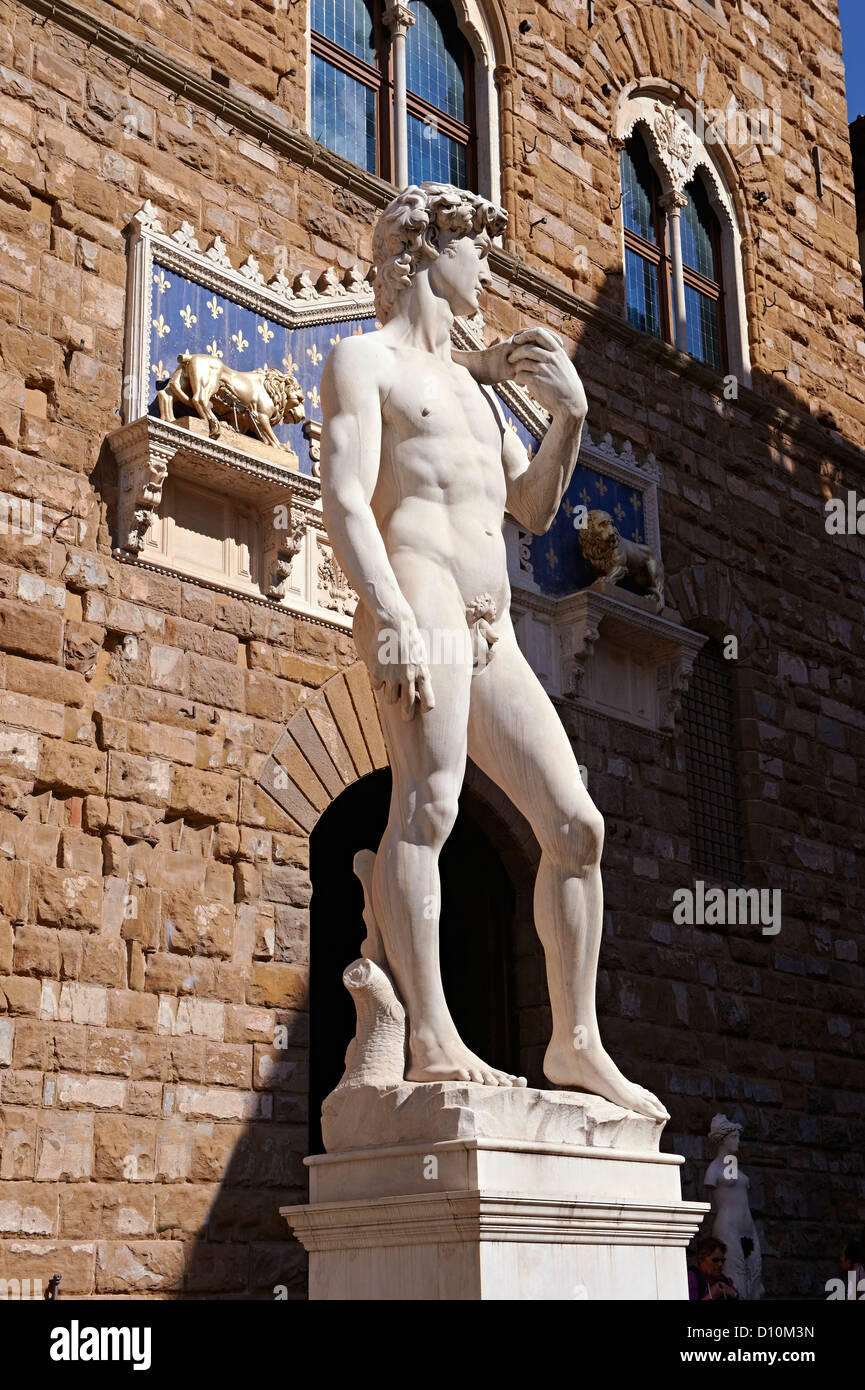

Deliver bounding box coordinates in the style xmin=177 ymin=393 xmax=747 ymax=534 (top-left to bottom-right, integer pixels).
xmin=157 ymin=352 xmax=305 ymax=452
xmin=579 ymin=508 xmax=665 ymax=613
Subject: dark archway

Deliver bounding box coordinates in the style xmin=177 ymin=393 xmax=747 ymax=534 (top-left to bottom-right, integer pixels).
xmin=308 ymin=768 xmax=519 ymax=1154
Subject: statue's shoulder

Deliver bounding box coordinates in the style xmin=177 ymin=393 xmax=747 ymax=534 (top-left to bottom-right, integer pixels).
xmin=325 ymin=329 xmax=392 ymax=389
xmin=329 ymin=329 xmax=388 ymax=366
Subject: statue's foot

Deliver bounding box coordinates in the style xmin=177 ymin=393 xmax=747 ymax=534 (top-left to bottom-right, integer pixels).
xmin=544 ymin=1042 xmax=669 ymax=1121
xmin=407 ymin=1034 xmax=526 ymax=1087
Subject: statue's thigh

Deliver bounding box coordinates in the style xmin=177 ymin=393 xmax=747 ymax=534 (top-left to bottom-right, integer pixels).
xmin=375 ymin=635 xmax=474 ymax=799
xmin=467 ymin=634 xmax=596 ymax=829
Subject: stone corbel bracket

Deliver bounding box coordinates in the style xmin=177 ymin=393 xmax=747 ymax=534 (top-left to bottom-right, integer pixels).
xmin=107 ymin=414 xmax=318 ymax=599
xmin=555 ymin=588 xmax=707 ymax=731
xmin=123 ymin=202 xmax=376 ymax=426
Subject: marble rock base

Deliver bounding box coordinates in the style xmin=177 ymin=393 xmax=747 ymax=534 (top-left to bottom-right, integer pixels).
xmin=283 ymin=1084 xmax=708 ymax=1301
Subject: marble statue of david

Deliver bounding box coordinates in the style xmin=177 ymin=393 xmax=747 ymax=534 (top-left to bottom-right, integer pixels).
xmin=320 ymin=183 xmax=667 ymax=1121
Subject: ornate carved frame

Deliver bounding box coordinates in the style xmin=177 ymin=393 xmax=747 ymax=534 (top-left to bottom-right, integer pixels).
xmin=111 ymin=203 xmax=378 ymax=624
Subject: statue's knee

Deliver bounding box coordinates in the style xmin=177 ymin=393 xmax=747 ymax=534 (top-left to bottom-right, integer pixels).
xmin=411 ymin=795 xmax=459 ymax=848
xmin=543 ymin=807 xmax=604 ymax=873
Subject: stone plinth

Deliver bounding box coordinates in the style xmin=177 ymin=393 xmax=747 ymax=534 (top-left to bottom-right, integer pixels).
xmin=282 ymin=1085 xmax=708 ymax=1300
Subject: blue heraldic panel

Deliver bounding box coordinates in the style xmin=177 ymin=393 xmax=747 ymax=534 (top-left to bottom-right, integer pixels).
xmin=148 ymin=261 xmax=376 ymax=473
xmin=149 ymin=262 xmax=648 ymax=586
xmin=500 ymin=412 xmax=647 ymax=598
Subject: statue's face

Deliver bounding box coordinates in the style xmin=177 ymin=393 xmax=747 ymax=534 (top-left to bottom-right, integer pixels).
xmin=428 ymin=230 xmax=492 ymax=316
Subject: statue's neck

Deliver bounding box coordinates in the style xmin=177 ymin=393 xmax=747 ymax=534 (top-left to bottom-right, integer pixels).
xmin=382 ymin=277 xmax=454 ymax=359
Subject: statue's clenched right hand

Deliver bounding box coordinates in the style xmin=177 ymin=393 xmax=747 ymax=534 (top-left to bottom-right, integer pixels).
xmin=371 ymin=618 xmax=435 ymax=720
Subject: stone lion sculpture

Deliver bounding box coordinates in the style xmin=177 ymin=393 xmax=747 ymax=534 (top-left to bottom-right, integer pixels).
xmin=579 ymin=508 xmax=665 ymax=613
xmin=157 ymin=351 xmax=305 ymax=452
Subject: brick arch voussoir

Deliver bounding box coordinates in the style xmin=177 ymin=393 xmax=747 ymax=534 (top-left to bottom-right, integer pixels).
xmin=582 ymin=4 xmax=771 ymax=189
xmin=257 ymin=662 xmax=388 ymax=834
xmin=667 ymin=561 xmax=765 ymax=652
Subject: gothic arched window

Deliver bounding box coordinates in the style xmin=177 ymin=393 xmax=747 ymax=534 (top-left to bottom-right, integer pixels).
xmin=621 ymin=130 xmax=727 ymax=371
xmin=310 ymin=0 xmax=476 ymax=187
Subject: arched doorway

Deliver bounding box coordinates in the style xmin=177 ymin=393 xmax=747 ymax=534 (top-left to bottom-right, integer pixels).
xmin=308 ymin=768 xmax=519 ymax=1154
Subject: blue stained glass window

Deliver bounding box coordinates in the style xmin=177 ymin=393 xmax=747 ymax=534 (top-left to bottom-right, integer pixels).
xmin=406 ymin=1 xmax=465 ymax=121
xmin=680 ymin=177 xmax=716 ymax=278
xmin=621 ymin=135 xmax=658 ymax=244
xmin=407 ymin=112 xmax=466 ymax=185
xmin=624 ymin=247 xmax=661 ymax=339
xmin=311 ymin=0 xmax=375 ymax=62
xmin=311 ymin=55 xmax=376 ymax=172
xmin=684 ymin=284 xmax=721 ymax=369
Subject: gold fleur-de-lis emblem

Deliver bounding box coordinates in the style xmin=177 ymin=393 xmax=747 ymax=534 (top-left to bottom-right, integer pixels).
xmin=179 ymin=304 xmax=197 ymax=329
xmin=614 ymin=502 xmax=626 ymax=522
xmin=282 ymin=354 xmax=299 ymax=376
xmin=206 ymin=296 xmax=223 ymax=319
xmin=329 ymin=333 xmax=341 ymax=347
xmin=562 ymin=499 xmax=573 ymax=517
xmin=257 ymin=322 xmax=275 ymax=345
xmin=151 ymin=360 xmax=167 ymax=377
xmin=206 ymin=340 xmax=224 ymax=358
xmin=579 ymin=488 xmax=591 ymax=507
xmin=352 ymin=326 xmax=364 ymax=336
xmin=629 ymin=490 xmax=643 ymax=511
xmin=596 ymin=477 xmax=608 ymax=496
xmin=307 ymin=385 xmax=321 ymax=410
xmin=633 ymin=526 xmax=643 ymax=543
xmin=507 ymin=416 xmax=519 ymax=435
xmin=545 ymin=544 xmax=558 ymax=569
xmin=232 ymin=331 xmax=249 ymax=353
xmin=153 ymin=268 xmax=171 ymax=294
xmin=152 ymin=314 xmax=170 ymax=339
xmin=306 ymin=344 xmax=323 ymax=366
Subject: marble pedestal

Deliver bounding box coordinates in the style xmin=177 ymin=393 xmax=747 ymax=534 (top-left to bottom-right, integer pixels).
xmin=283 ymin=1084 xmax=708 ymax=1300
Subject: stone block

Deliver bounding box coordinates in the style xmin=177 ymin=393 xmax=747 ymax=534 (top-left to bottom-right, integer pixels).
xmin=36 ymin=869 xmax=102 ymax=931
xmin=95 ymin=1239 xmax=185 ymax=1294
xmin=0 ymin=600 xmax=63 ymax=661
xmin=34 ymin=1110 xmax=94 ymax=1181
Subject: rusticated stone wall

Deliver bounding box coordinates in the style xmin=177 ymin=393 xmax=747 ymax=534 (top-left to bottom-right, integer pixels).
xmin=0 ymin=0 xmax=862 ymax=1299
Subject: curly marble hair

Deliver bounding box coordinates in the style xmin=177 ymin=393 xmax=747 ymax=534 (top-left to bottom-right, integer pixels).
xmin=372 ymin=182 xmax=507 ymax=324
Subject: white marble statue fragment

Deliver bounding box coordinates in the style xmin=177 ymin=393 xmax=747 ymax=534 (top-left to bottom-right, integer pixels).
xmin=320 ymin=182 xmax=668 ymax=1121
xmin=703 ymin=1113 xmax=764 ymax=1299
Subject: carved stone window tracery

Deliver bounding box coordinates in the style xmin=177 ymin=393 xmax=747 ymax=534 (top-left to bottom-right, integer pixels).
xmin=613 ymin=93 xmax=751 ymax=385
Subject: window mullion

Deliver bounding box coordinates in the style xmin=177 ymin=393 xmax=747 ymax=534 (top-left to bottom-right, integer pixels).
xmin=381 ymin=1 xmax=413 ymax=187
xmin=660 ymin=189 xmax=688 ymax=353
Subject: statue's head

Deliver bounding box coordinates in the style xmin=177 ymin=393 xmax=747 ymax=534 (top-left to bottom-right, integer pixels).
xmin=372 ymin=182 xmax=507 ymax=323
xmin=709 ymin=1113 xmax=742 ymax=1154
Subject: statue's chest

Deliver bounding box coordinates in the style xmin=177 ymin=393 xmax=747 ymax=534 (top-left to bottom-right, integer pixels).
xmin=386 ymin=368 xmax=500 ymax=448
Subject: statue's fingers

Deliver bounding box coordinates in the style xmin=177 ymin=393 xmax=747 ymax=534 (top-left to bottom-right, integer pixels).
xmin=385 ymin=679 xmax=401 ymax=705
xmin=400 ymin=675 xmax=417 ymax=719
xmin=417 ymin=668 xmax=436 ymax=712
xmin=507 ymin=350 xmax=554 ymax=373
xmin=511 ymin=327 xmax=562 ymax=349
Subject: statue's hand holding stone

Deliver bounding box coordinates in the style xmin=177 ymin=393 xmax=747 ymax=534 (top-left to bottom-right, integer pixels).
xmin=506 ymin=328 xmax=588 ymax=421
xmin=370 ymin=613 xmax=435 ymax=720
